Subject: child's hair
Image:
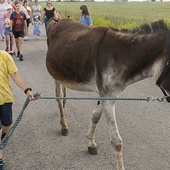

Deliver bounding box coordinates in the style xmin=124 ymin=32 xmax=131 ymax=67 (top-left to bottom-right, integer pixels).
xmin=80 ymin=5 xmax=90 ymax=16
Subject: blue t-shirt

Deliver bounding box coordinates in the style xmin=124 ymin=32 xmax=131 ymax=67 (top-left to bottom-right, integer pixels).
xmin=80 ymin=15 xmax=92 ymax=26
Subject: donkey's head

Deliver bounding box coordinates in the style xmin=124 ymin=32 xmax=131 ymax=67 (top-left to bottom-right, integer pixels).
xmin=47 ymin=17 xmax=59 ymax=34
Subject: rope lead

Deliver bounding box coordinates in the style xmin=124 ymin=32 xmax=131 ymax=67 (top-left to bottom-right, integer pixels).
xmin=0 ymin=92 xmax=168 ymax=149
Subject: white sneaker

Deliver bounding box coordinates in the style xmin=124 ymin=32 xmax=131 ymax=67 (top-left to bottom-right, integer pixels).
xmin=24 ymin=37 xmax=29 ymax=41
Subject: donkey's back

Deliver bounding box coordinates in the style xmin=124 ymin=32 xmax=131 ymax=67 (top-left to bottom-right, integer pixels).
xmin=46 ymin=18 xmax=111 ymax=92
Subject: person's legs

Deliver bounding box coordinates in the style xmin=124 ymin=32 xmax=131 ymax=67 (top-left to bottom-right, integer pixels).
xmin=9 ymin=33 xmax=15 ymax=54
xmin=24 ymin=19 xmax=30 ymax=41
xmin=0 ymin=129 xmax=5 ymax=170
xmin=4 ymin=28 xmax=10 ymax=52
xmin=0 ymin=129 xmax=2 ymax=158
xmin=44 ymin=18 xmax=49 ymax=36
xmin=19 ymin=31 xmax=24 ymax=60
xmin=14 ymin=33 xmax=19 ymax=51
xmin=5 ymin=35 xmax=10 ymax=52
xmin=13 ymin=32 xmax=23 ymax=60
xmin=1 ymin=103 xmax=13 ymax=140
xmin=15 ymin=37 xmax=20 ymax=56
xmin=18 ymin=37 xmax=23 ymax=54
xmin=18 ymin=35 xmax=24 ymax=60
xmin=0 ymin=105 xmax=7 ymax=170
xmin=15 ymin=31 xmax=24 ymax=61
xmin=0 ymin=21 xmax=5 ymax=41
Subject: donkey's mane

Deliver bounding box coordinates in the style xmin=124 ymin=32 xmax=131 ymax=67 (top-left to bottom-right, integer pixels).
xmin=121 ymin=19 xmax=168 ymax=34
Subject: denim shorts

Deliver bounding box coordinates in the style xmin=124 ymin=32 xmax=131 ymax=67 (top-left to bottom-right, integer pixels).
xmin=0 ymin=103 xmax=13 ymax=129
xmin=4 ymin=27 xmax=10 ymax=35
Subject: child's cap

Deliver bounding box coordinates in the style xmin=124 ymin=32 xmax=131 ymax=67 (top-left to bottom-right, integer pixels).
xmin=7 ymin=4 xmax=13 ymax=10
xmin=34 ymin=16 xmax=39 ymax=19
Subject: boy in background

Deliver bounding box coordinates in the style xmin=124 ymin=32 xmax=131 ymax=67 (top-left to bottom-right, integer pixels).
xmin=10 ymin=1 xmax=27 ymax=61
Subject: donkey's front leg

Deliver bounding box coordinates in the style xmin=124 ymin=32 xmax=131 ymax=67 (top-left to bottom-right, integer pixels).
xmin=103 ymin=101 xmax=124 ymax=170
xmin=55 ymin=81 xmax=68 ymax=136
xmin=86 ymin=103 xmax=102 ymax=155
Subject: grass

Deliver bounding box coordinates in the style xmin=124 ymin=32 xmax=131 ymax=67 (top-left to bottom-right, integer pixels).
xmin=38 ymin=2 xmax=170 ymax=29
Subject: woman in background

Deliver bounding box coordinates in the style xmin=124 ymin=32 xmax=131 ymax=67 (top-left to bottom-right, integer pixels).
xmin=42 ymin=0 xmax=60 ymax=36
xmin=21 ymin=0 xmax=32 ymax=41
xmin=80 ymin=5 xmax=92 ymax=26
xmin=31 ymin=0 xmax=43 ymax=21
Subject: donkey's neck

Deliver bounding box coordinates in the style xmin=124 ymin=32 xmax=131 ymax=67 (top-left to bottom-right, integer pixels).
xmin=122 ymin=32 xmax=167 ymax=86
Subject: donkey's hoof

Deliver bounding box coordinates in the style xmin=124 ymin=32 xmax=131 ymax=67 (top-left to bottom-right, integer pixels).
xmin=61 ymin=128 xmax=68 ymax=136
xmin=88 ymin=147 xmax=98 ymax=155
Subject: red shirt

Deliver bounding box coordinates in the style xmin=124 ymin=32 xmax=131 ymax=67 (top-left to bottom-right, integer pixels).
xmin=10 ymin=11 xmax=26 ymax=32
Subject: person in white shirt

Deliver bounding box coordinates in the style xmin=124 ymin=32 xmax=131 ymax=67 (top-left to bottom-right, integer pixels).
xmin=21 ymin=0 xmax=32 ymax=41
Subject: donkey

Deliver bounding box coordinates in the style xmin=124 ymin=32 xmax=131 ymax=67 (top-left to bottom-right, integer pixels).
xmin=46 ymin=18 xmax=170 ymax=170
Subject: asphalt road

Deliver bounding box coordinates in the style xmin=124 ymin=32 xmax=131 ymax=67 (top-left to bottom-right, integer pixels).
xmin=0 ymin=25 xmax=170 ymax=170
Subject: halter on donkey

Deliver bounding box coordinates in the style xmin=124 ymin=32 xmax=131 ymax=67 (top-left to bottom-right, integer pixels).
xmin=46 ymin=18 xmax=170 ymax=170
xmin=156 ymin=30 xmax=170 ymax=101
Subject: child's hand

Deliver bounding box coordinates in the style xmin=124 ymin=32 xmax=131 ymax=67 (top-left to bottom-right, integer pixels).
xmin=26 ymin=90 xmax=36 ymax=101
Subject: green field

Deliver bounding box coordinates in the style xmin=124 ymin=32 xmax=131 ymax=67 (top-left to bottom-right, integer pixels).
xmin=39 ymin=2 xmax=170 ymax=29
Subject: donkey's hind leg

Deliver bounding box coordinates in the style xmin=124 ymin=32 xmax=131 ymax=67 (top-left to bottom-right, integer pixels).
xmin=62 ymin=86 xmax=66 ymax=108
xmin=55 ymin=81 xmax=68 ymax=136
xmin=86 ymin=103 xmax=102 ymax=155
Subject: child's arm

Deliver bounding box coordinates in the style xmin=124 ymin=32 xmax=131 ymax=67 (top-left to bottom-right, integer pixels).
xmin=10 ymin=73 xmax=35 ymax=100
xmin=40 ymin=7 xmax=43 ymax=22
xmin=24 ymin=19 xmax=27 ymax=35
xmin=54 ymin=9 xmax=61 ymax=20
xmin=30 ymin=9 xmax=33 ymax=24
xmin=10 ymin=14 xmax=13 ymax=32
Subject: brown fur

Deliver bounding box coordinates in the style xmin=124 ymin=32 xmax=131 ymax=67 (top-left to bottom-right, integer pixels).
xmin=47 ymin=19 xmax=170 ymax=93
xmin=46 ymin=18 xmax=170 ymax=170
